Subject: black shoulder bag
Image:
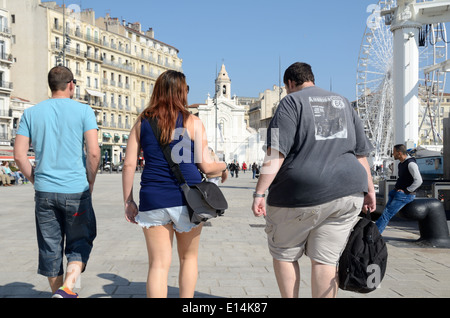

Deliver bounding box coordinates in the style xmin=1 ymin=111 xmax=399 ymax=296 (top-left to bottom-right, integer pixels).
xmin=148 ymin=117 xmax=228 ymax=224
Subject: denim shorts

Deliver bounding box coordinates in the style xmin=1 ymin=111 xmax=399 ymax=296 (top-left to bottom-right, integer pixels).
xmin=136 ymin=205 xmax=199 ymax=233
xmin=34 ymin=190 xmax=97 ymax=277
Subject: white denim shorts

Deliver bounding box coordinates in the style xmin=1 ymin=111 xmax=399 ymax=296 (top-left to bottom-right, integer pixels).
xmin=136 ymin=205 xmax=199 ymax=233
xmin=265 ymin=193 xmax=363 ymax=266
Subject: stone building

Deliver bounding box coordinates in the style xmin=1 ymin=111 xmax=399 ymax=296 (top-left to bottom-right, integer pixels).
xmin=5 ymin=0 xmax=182 ymax=164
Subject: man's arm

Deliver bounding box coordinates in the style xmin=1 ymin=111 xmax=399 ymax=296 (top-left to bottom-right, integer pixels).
xmin=407 ymin=162 xmax=423 ymax=193
xmin=13 ymin=135 xmax=34 ymax=184
xmin=84 ymin=129 xmax=100 ymax=193
xmin=252 ymin=148 xmax=285 ymax=217
xmin=357 ymin=155 xmax=376 ymax=213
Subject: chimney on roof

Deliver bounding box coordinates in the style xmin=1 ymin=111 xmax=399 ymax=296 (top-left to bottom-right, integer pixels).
xmin=130 ymin=22 xmax=141 ymax=33
xmin=145 ymin=28 xmax=154 ymax=38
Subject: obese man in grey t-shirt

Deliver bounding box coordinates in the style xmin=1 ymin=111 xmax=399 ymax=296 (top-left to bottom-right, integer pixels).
xmin=251 ymin=62 xmax=375 ymax=298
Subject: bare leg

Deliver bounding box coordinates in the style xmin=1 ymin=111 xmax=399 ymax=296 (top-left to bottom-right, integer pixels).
xmin=48 ymin=261 xmax=84 ymax=294
xmin=311 ymin=260 xmax=338 ymax=298
xmin=273 ymin=258 xmax=300 ymax=298
xmin=142 ymin=223 xmax=174 ymax=297
xmin=48 ymin=276 xmax=63 ymax=294
xmin=63 ymin=261 xmax=84 ymax=291
xmin=175 ymin=224 xmax=203 ymax=298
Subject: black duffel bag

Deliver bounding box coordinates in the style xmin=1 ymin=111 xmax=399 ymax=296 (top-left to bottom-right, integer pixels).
xmin=338 ymin=211 xmax=388 ymax=293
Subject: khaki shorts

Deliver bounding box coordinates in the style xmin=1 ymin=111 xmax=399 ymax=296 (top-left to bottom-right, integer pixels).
xmin=265 ymin=193 xmax=363 ymax=266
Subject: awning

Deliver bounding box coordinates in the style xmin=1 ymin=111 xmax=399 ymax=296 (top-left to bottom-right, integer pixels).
xmin=86 ymin=89 xmax=105 ymax=98
xmin=123 ymin=134 xmax=129 ymax=140
xmin=103 ymin=132 xmax=112 ymax=138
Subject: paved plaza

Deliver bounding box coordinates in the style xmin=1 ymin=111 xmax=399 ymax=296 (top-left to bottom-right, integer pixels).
xmin=1 ymin=171 xmax=450 ymax=298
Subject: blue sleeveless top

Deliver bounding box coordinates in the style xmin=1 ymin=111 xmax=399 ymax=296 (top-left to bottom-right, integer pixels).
xmin=139 ymin=113 xmax=202 ymax=211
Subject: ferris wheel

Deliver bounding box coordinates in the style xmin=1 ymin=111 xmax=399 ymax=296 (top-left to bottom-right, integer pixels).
xmin=356 ymin=0 xmax=448 ymax=163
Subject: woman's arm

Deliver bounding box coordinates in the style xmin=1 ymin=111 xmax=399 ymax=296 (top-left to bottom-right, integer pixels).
xmin=190 ymin=116 xmax=228 ymax=178
xmin=122 ymin=120 xmax=141 ymax=223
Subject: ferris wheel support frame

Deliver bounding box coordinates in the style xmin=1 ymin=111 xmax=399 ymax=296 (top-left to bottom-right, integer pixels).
xmin=382 ymin=0 xmax=450 ymax=148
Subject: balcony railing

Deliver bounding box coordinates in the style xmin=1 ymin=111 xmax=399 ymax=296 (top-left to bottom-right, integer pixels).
xmin=0 ymin=52 xmax=13 ymax=63
xmin=0 ymin=81 xmax=13 ymax=90
xmin=0 ymin=109 xmax=12 ymax=117
xmin=0 ymin=27 xmax=11 ymax=34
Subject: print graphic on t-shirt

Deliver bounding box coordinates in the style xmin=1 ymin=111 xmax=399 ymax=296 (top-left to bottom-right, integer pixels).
xmin=309 ymin=96 xmax=348 ymax=140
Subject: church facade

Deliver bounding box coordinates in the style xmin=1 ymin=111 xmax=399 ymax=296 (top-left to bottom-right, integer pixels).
xmin=195 ymin=64 xmax=263 ymax=165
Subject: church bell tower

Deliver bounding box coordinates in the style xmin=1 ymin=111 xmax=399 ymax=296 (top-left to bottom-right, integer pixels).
xmin=215 ymin=64 xmax=231 ymax=99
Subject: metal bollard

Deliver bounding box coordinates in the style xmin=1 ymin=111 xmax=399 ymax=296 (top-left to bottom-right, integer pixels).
xmin=399 ymin=198 xmax=450 ymax=248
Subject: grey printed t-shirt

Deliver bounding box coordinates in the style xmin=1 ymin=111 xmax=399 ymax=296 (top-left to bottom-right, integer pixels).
xmin=265 ymin=86 xmax=374 ymax=207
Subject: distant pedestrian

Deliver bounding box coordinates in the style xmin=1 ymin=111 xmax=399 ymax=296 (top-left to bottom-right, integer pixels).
xmin=376 ymin=144 xmax=422 ymax=233
xmin=14 ymin=66 xmax=100 ymax=298
xmin=229 ymin=163 xmax=235 ymax=177
xmin=252 ymin=162 xmax=257 ymax=179
xmin=1 ymin=161 xmax=19 ymax=184
xmin=0 ymin=162 xmax=12 ymax=186
xmin=122 ymin=70 xmax=228 ymax=298
xmin=251 ymin=62 xmax=375 ymax=298
xmin=9 ymin=162 xmax=29 ymax=183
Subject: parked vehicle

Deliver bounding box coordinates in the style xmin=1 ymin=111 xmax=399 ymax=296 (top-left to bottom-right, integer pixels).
xmin=112 ymin=161 xmax=124 ymax=171
xmin=103 ymin=161 xmax=111 ymax=171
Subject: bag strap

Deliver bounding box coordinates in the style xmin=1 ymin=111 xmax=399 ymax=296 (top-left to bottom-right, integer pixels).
xmin=148 ymin=117 xmax=187 ymax=185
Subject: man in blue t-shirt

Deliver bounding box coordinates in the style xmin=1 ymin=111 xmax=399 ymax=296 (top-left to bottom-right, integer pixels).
xmin=14 ymin=66 xmax=100 ymax=298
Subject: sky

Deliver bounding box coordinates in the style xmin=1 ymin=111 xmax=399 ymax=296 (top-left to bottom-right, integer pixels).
xmin=52 ymin=0 xmax=385 ymax=105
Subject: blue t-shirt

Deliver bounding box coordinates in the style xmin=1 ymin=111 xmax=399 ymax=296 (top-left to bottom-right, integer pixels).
xmin=17 ymin=98 xmax=98 ymax=193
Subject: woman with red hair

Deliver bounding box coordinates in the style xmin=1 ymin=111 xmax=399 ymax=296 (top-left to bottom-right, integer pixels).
xmin=122 ymin=70 xmax=228 ymax=298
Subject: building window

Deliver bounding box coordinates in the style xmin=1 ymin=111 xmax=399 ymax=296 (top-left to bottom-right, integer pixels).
xmin=75 ymin=86 xmax=80 ymax=99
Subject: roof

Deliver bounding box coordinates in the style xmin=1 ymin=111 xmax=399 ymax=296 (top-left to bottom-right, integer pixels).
xmin=188 ymin=103 xmax=204 ymax=109
xmin=123 ymin=25 xmax=180 ymax=53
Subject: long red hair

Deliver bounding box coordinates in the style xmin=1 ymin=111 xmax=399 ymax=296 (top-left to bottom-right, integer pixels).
xmin=141 ymin=70 xmax=190 ymax=144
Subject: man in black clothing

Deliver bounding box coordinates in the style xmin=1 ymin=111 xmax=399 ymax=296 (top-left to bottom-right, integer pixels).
xmin=376 ymin=144 xmax=423 ymax=233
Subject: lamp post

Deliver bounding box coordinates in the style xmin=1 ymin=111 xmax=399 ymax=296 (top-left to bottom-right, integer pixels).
xmin=214 ymin=96 xmax=218 ymax=154
xmin=56 ymin=0 xmax=71 ymax=66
